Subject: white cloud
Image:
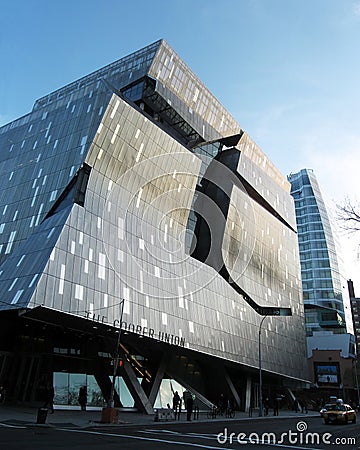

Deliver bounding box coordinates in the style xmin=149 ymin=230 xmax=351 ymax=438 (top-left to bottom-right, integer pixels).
xmin=301 ymin=129 xmax=360 ymax=293
xmin=302 ymin=132 xmax=360 ymax=204
xmin=354 ymin=1 xmax=360 ymax=16
xmin=340 ymin=233 xmax=360 ymax=292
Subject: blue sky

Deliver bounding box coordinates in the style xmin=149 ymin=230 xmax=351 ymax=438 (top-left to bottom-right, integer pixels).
xmin=1 ymin=0 xmax=360 ymax=285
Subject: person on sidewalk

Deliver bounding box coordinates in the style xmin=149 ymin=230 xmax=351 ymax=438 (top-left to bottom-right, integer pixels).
xmin=43 ymin=383 xmax=55 ymax=414
xmin=293 ymin=398 xmax=299 ymax=412
xmin=193 ymin=396 xmax=200 ymax=420
xmin=302 ymin=399 xmax=308 ymax=414
xmin=0 ymin=385 xmax=6 ymax=405
xmin=78 ymin=386 xmax=87 ymax=411
xmin=298 ymin=399 xmax=304 ymax=413
xmin=183 ymin=390 xmax=193 ymax=421
xmin=264 ymin=398 xmax=270 ymax=416
xmin=172 ymin=391 xmax=181 ymax=420
xmin=273 ymin=397 xmax=279 ymax=416
xmin=248 ymin=396 xmax=255 ymax=417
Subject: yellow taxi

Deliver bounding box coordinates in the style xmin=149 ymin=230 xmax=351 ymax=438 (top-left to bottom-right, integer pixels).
xmin=322 ymin=403 xmax=356 ymax=424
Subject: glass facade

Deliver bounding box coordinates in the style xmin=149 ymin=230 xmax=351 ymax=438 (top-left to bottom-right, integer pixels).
xmin=0 ymin=40 xmax=308 ymax=406
xmin=288 ymin=169 xmax=354 ymax=336
xmin=53 ymin=372 xmax=134 ymax=407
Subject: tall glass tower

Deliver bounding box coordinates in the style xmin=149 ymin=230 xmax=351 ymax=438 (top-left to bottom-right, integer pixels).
xmin=288 ymin=169 xmax=354 ymax=337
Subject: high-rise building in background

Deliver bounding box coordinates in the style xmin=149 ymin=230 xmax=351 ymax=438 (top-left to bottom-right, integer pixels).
xmin=288 ymin=169 xmax=353 ymax=336
xmin=349 ymin=280 xmax=360 ymax=352
xmin=0 ymin=40 xmax=307 ymax=410
xmin=348 ymin=279 xmax=360 ymax=408
xmin=288 ymin=169 xmax=355 ymax=398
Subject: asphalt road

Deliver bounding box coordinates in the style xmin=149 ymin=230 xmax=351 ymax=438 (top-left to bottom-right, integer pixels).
xmin=0 ymin=416 xmax=359 ymax=449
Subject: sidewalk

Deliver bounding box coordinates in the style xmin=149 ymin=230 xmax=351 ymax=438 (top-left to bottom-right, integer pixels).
xmin=0 ymin=405 xmax=149 ymax=428
xmin=0 ymin=405 xmax=319 ymax=429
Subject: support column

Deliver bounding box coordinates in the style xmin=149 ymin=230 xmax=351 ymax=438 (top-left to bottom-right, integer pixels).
xmin=13 ymin=357 xmax=27 ymax=401
xmin=94 ymin=371 xmax=121 ymax=407
xmin=0 ymin=353 xmax=8 ymax=381
xmin=166 ymin=369 xmax=214 ymax=409
xmin=23 ymin=357 xmax=35 ymax=401
xmin=224 ymin=370 xmax=241 ymax=410
xmin=245 ymin=375 xmax=252 ymax=413
xmin=148 ymin=357 xmax=167 ymax=407
xmin=122 ymin=359 xmax=153 ymax=414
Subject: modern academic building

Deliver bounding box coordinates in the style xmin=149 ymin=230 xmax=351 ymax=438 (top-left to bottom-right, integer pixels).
xmin=0 ymin=40 xmax=307 ymax=412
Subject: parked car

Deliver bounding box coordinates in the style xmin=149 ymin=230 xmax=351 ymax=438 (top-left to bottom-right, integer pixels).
xmin=322 ymin=403 xmax=356 ymax=424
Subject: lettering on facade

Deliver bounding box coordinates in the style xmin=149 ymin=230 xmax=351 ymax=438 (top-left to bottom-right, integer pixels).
xmin=115 ymin=320 xmax=186 ymax=348
xmin=85 ymin=311 xmax=107 ymax=323
xmin=84 ymin=311 xmax=185 ymax=347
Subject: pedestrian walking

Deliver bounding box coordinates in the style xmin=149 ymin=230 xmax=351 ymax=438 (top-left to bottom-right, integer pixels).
xmin=172 ymin=391 xmax=181 ymax=420
xmin=302 ymin=399 xmax=308 ymax=414
xmin=264 ymin=397 xmax=270 ymax=416
xmin=0 ymin=386 xmax=6 ymax=405
xmin=183 ymin=390 xmax=193 ymax=421
xmin=78 ymin=386 xmax=87 ymax=411
xmin=43 ymin=383 xmax=55 ymax=413
xmin=193 ymin=396 xmax=200 ymax=420
xmin=273 ymin=397 xmax=279 ymax=416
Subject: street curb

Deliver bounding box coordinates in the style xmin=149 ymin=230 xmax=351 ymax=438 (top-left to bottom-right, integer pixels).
xmin=80 ymin=413 xmax=320 ymax=430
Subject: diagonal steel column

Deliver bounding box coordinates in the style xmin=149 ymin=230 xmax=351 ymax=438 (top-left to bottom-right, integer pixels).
xmin=165 ymin=368 xmax=214 ymax=409
xmin=224 ymin=369 xmax=241 ymax=409
xmin=244 ymin=375 xmax=252 ymax=413
xmin=122 ymin=359 xmax=153 ymax=415
xmin=148 ymin=356 xmax=168 ymax=407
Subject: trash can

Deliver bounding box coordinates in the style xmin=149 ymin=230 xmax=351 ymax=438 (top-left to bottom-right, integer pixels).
xmin=36 ymin=407 xmax=48 ymax=424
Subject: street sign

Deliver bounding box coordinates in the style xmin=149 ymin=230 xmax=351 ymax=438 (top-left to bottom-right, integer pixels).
xmin=260 ymin=307 xmax=292 ymax=316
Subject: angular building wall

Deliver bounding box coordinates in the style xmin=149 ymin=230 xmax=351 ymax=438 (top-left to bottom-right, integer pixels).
xmin=0 ymin=40 xmax=308 ymax=405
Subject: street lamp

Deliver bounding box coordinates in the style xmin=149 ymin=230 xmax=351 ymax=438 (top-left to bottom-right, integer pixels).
xmin=258 ymin=307 xmax=292 ymax=417
xmin=108 ymin=299 xmax=125 ymax=409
